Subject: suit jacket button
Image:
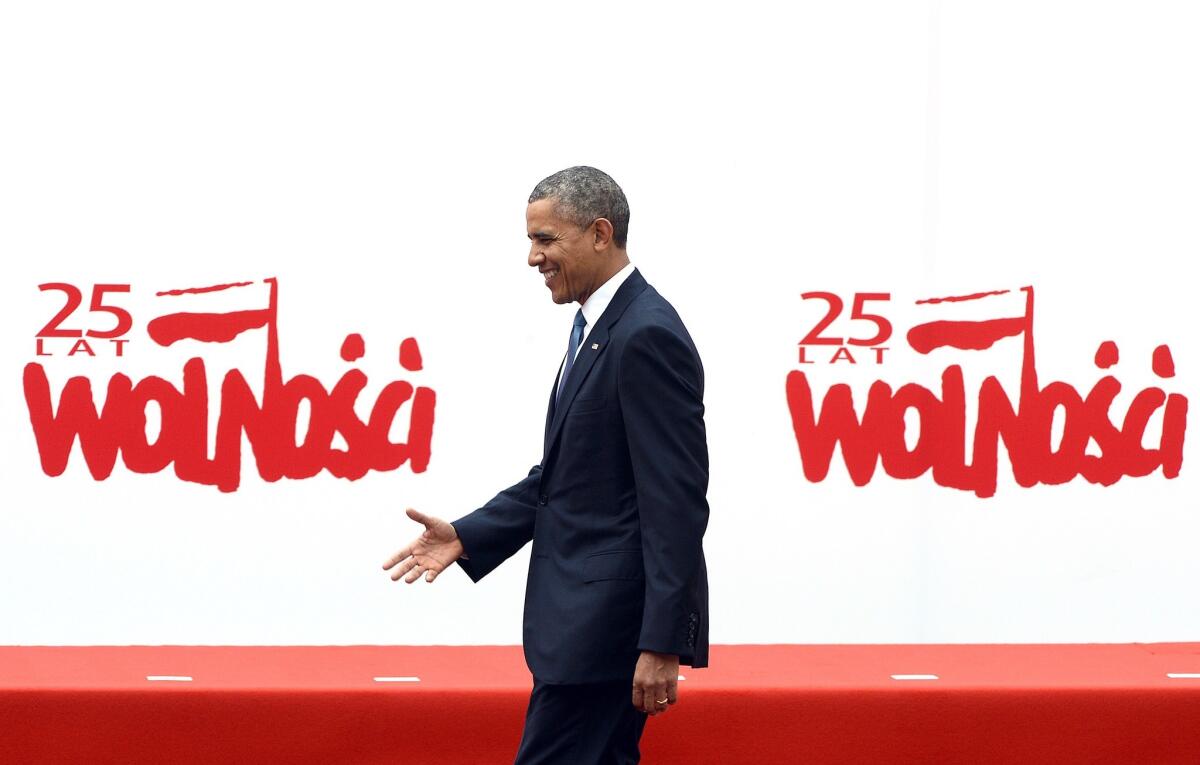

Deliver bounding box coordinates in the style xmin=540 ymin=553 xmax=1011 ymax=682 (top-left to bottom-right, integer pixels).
xmin=538 ymin=495 xmax=548 ymax=506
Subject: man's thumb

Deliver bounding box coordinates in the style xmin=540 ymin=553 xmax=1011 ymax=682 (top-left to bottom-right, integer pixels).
xmin=406 ymin=507 xmax=429 ymax=525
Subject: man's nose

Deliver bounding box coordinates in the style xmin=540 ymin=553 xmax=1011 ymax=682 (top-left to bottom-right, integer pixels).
xmin=528 ymin=247 xmax=544 ymax=268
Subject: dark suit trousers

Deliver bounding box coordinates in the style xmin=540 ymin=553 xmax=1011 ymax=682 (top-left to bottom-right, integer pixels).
xmin=512 ymin=677 xmax=649 ymax=765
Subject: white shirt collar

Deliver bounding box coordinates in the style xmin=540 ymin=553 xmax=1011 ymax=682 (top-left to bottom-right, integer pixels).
xmin=580 ymin=261 xmax=636 ymax=335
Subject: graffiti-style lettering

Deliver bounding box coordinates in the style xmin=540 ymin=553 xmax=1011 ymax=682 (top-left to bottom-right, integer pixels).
xmin=24 ymin=278 xmax=436 ymax=492
xmin=787 ymin=286 xmax=1187 ymax=497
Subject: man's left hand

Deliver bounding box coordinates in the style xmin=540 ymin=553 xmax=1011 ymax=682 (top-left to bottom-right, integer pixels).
xmin=632 ymin=650 xmax=679 ymax=716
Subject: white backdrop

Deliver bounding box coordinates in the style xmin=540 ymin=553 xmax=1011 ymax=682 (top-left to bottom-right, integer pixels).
xmin=1 ymin=1 xmax=1196 ymax=645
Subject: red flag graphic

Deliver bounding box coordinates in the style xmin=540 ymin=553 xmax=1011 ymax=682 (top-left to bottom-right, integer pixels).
xmin=906 ymin=288 xmax=1030 ymax=355
xmin=147 ymin=280 xmax=274 ymax=347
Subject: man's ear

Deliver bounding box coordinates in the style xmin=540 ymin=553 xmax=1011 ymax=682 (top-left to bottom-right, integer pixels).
xmin=592 ymin=218 xmax=615 ymax=251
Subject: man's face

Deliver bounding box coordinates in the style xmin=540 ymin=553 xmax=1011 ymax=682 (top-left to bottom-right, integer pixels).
xmin=527 ymin=197 xmax=599 ymax=305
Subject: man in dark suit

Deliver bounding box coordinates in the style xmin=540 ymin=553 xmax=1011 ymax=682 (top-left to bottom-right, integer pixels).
xmin=383 ymin=166 xmax=709 ymax=764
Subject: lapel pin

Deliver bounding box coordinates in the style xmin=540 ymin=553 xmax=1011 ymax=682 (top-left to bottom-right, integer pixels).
xmin=591 ymin=343 xmax=600 ymax=350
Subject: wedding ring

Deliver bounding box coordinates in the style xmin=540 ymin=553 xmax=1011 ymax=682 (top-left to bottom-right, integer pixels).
xmin=655 ymin=698 xmax=668 ymax=704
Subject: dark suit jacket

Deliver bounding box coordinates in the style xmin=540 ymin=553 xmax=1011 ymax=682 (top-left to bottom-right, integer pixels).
xmin=451 ymin=267 xmax=710 ymax=684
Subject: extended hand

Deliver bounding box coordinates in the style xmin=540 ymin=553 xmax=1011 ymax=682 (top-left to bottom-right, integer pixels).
xmin=382 ymin=508 xmax=465 ymax=583
xmin=632 ymin=650 xmax=679 ymax=716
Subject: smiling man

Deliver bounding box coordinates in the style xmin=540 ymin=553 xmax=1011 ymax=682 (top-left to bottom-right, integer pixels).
xmin=383 ymin=166 xmax=710 ymax=764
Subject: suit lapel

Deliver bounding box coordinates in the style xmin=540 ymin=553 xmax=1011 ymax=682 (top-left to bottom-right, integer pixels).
xmin=542 ymin=268 xmax=648 ymax=459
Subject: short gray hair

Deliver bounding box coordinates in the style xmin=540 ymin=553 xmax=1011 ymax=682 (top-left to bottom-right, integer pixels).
xmin=528 ymin=166 xmax=630 ymax=249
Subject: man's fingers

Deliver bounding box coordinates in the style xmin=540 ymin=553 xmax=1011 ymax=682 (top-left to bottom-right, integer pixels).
xmin=667 ymin=678 xmax=679 ymax=704
xmin=425 ymin=568 xmax=439 ymax=583
xmin=390 ymin=557 xmax=418 ymax=581
xmin=631 ymin=675 xmax=669 ymax=715
xmin=653 ymin=682 xmax=670 ymax=715
xmin=645 ymin=694 xmax=659 ymax=715
xmin=404 ymin=562 xmax=430 ymax=584
xmin=382 ymin=546 xmax=413 ymax=571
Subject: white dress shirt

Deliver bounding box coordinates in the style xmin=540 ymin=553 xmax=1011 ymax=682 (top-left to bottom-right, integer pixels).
xmin=556 ymin=261 xmax=636 ymax=390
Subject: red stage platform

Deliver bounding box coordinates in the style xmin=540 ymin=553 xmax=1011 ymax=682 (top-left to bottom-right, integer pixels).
xmin=3 ymin=643 xmax=1199 ymax=763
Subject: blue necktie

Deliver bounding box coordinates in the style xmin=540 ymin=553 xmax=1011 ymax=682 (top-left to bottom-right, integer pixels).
xmin=557 ymin=309 xmax=587 ymax=405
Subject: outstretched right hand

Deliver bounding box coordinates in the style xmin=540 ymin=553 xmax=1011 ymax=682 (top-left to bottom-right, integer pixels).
xmin=381 ymin=508 xmax=465 ymax=584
